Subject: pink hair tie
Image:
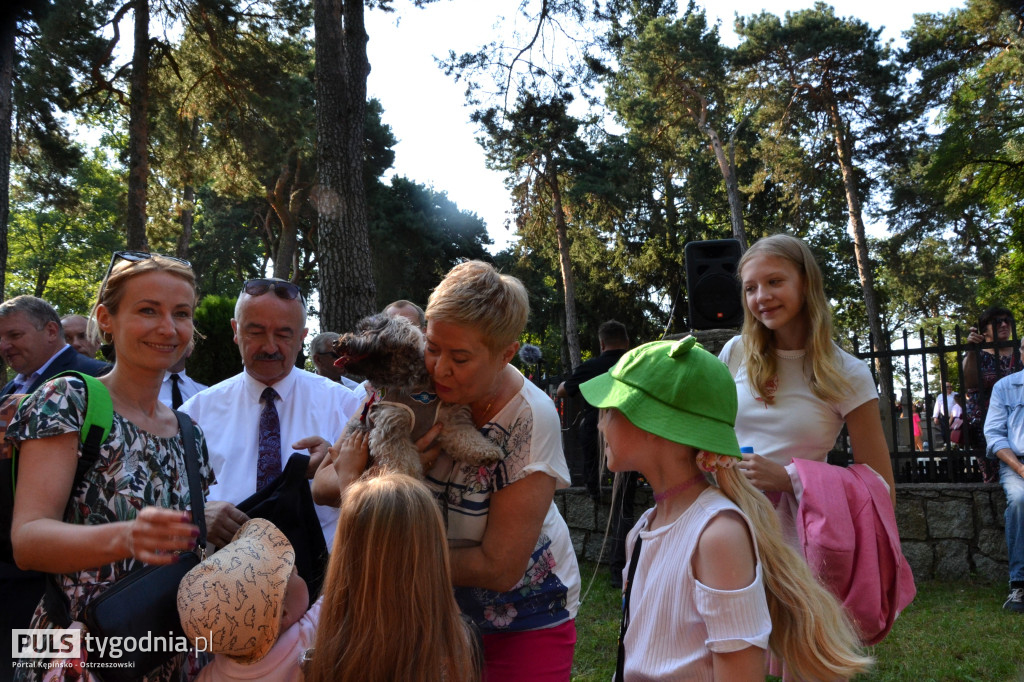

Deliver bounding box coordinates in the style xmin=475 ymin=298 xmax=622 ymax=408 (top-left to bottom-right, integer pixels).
xmin=696 ymin=450 xmax=738 ymax=473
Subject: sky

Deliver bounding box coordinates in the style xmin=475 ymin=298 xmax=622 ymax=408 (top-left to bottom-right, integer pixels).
xmin=363 ymin=0 xmax=966 ymax=253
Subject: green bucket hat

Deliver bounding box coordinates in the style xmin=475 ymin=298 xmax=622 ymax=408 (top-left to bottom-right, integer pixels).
xmin=579 ymin=335 xmax=740 ymax=458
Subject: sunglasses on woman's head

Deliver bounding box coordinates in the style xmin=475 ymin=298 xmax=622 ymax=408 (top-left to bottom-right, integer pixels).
xmin=104 ymin=250 xmax=191 ymax=280
xmin=100 ymin=250 xmax=192 ymax=296
xmin=242 ymin=278 xmax=304 ymax=304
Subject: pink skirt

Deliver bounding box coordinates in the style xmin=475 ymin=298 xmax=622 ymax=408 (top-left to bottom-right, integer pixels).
xmin=481 ymin=620 xmax=577 ymax=682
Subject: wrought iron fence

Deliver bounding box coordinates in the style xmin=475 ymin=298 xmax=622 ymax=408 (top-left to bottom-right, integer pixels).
xmin=844 ymin=326 xmax=1019 ymax=484
xmin=551 ymin=327 xmax=1019 ymax=486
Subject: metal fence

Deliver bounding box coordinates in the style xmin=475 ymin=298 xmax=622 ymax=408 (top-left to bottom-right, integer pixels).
xmin=546 ymin=326 xmax=1019 ymax=487
xmin=845 ymin=326 xmax=1018 ymax=484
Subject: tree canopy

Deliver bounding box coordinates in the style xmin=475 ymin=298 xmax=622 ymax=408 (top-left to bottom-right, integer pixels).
xmin=2 ymin=0 xmax=1019 ymax=388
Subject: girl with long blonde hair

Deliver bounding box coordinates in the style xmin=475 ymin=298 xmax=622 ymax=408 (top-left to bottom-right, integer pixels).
xmin=305 ymin=470 xmax=479 ymax=682
xmin=719 ymin=234 xmax=895 ymax=536
xmin=580 ymin=336 xmax=871 ymax=681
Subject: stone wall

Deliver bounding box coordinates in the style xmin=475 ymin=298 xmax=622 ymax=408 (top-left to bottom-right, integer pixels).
xmin=554 ymin=482 xmax=1008 ymax=582
xmin=896 ymin=483 xmax=1007 ymax=582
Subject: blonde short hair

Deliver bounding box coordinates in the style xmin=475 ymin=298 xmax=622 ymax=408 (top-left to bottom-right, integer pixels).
xmin=427 ymin=260 xmax=528 ymax=351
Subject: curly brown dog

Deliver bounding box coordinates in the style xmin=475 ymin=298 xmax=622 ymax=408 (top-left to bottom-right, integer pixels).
xmin=334 ymin=313 xmax=504 ymax=477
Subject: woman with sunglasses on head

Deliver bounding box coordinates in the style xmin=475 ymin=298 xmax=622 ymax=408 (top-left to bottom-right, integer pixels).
xmin=9 ymin=252 xmax=214 ymax=682
xmin=964 ymin=306 xmax=1022 ymax=482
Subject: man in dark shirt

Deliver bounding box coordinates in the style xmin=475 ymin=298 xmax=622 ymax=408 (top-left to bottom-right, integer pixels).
xmin=557 ymin=320 xmax=634 ymax=586
xmin=558 ymin=320 xmax=630 ymax=497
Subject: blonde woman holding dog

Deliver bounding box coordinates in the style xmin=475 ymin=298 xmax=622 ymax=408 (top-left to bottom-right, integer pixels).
xmin=419 ymin=260 xmax=581 ymax=682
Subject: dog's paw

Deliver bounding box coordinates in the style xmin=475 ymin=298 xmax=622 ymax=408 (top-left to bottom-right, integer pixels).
xmin=441 ymin=427 xmax=504 ymax=466
xmin=436 ymin=402 xmax=505 ymax=466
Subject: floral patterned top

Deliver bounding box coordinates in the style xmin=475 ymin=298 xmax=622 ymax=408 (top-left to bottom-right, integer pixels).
xmin=8 ymin=376 xmax=214 ymax=682
xmin=966 ymin=350 xmax=1023 ymax=449
xmin=424 ymin=373 xmax=580 ymax=634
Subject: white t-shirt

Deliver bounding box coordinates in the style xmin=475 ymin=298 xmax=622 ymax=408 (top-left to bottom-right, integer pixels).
xmin=622 ymin=487 xmax=771 ymax=681
xmin=182 ymin=368 xmax=361 ymax=545
xmin=719 ymin=336 xmax=878 ymax=467
xmin=719 ymin=336 xmax=879 ymax=545
xmin=932 ymin=391 xmax=961 ymax=420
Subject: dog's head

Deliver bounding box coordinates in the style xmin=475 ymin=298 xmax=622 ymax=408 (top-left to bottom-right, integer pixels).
xmin=333 ymin=313 xmax=430 ymax=391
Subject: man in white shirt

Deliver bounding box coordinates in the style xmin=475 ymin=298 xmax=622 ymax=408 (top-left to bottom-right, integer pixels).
xmin=932 ymin=381 xmax=961 ymax=446
xmin=182 ymin=279 xmax=361 ymax=548
xmin=310 ymin=331 xmax=361 ymax=391
xmin=158 ymin=341 xmax=207 ymax=408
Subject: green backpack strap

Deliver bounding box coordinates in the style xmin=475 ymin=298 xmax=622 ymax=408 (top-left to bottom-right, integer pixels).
xmin=10 ymin=371 xmax=113 ymax=495
xmin=52 ymin=371 xmax=113 ymax=483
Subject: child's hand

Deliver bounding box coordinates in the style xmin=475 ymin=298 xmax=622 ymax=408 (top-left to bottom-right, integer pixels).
xmin=312 ymin=430 xmax=370 ymax=507
xmin=416 ymin=423 xmax=443 ymax=471
xmin=737 ymin=450 xmax=794 ymax=494
xmin=333 ymin=430 xmax=371 ymax=475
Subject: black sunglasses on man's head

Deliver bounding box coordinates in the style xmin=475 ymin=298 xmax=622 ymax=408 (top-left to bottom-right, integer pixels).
xmin=242 ymin=278 xmax=304 ymax=305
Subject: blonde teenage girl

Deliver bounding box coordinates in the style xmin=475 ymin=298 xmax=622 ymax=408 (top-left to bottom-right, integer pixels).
xmin=719 ymin=234 xmax=896 ymax=548
xmin=580 ymin=336 xmax=870 ymax=681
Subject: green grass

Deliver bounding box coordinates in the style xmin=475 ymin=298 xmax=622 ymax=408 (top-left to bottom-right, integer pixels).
xmin=571 ymin=563 xmax=1024 ymax=681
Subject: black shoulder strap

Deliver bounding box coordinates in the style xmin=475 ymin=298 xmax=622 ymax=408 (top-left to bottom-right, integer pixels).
xmin=43 ymin=409 xmax=207 ymax=627
xmin=614 ymin=533 xmax=644 ymax=682
xmin=174 ymin=410 xmax=207 ymax=550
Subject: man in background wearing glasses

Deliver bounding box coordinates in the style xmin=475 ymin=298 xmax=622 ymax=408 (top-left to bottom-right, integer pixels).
xmin=182 ymin=278 xmax=362 ymax=549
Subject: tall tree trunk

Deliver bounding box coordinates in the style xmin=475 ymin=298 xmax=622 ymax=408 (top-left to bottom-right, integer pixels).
xmin=175 ymin=116 xmax=199 ymax=261
xmin=826 ymin=97 xmax=893 ymax=406
xmin=548 ymin=165 xmax=581 ymax=370
xmin=268 ymin=162 xmax=298 ymax=280
xmin=702 ymin=124 xmax=746 ymax=249
xmin=176 ymin=183 xmax=194 ymax=260
xmin=125 ymin=0 xmax=150 ymax=251
xmin=0 ymin=11 xmax=14 ymax=297
xmin=682 ymin=82 xmax=747 ymax=248
xmin=314 ymin=0 xmax=375 ymax=334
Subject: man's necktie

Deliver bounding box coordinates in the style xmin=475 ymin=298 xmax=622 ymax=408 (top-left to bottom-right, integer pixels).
xmin=170 ymin=373 xmax=184 ymax=409
xmin=257 ymin=387 xmax=282 ymax=491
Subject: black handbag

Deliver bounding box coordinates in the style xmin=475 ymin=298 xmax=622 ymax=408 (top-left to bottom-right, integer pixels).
xmin=237 ymin=453 xmax=328 ymax=602
xmin=78 ymin=411 xmax=207 ymax=682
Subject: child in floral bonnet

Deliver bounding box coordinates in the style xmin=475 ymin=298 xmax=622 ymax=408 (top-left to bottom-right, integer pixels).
xmin=579 ymin=335 xmax=870 ymax=681
xmin=177 ymin=519 xmax=320 ymax=682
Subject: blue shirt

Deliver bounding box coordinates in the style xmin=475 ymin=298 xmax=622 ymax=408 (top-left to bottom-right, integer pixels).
xmin=984 ymin=370 xmax=1024 ymax=459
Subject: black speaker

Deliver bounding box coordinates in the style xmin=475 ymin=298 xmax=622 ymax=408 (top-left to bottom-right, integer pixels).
xmin=685 ymin=239 xmax=743 ymax=330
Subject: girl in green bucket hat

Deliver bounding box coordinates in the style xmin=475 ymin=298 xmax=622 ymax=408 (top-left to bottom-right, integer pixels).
xmin=580 ymin=336 xmax=870 ymax=681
